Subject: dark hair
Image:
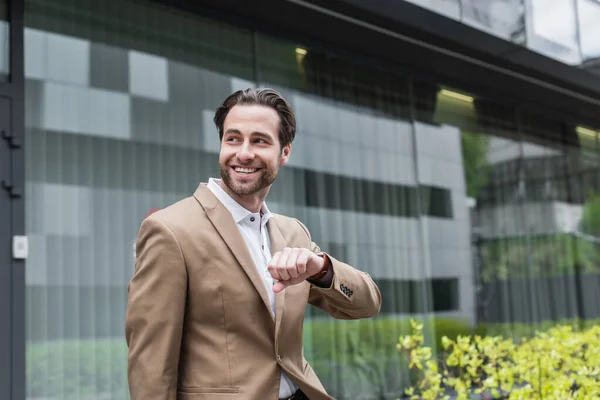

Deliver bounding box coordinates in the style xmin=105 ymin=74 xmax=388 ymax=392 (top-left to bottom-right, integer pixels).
xmin=213 ymin=88 xmax=296 ymax=148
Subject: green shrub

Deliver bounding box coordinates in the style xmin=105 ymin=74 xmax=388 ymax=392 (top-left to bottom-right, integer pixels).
xmin=475 ymin=317 xmax=600 ymax=341
xmin=400 ymin=320 xmax=600 ymax=399
xmin=303 ymin=316 xmax=475 ymax=399
xmin=25 ymin=317 xmax=600 ymax=399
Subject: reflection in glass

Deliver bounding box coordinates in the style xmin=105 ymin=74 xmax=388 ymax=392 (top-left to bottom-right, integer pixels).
xmin=525 ymin=0 xmax=581 ymax=65
xmin=405 ymin=0 xmax=461 ymax=20
xmin=461 ymin=0 xmax=526 ymax=43
xmin=575 ymin=124 xmax=600 ymax=296
xmin=257 ymin=34 xmax=437 ymax=399
xmin=578 ymin=0 xmax=600 ymax=75
xmin=22 ymin=0 xmax=600 ymax=398
xmin=474 ymin=110 xmax=586 ymax=329
xmin=24 ymin=0 xmax=254 ymax=399
xmin=0 ymin=0 xmax=8 ymax=81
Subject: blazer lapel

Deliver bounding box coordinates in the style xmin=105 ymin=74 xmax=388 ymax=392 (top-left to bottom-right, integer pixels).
xmin=194 ymin=184 xmax=274 ymax=319
xmin=267 ymin=216 xmax=287 ymax=341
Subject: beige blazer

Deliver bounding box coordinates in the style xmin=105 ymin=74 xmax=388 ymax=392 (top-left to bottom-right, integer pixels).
xmin=125 ymin=184 xmax=382 ymax=400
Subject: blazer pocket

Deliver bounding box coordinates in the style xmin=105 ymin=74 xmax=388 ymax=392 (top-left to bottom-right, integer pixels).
xmin=178 ymin=387 xmax=240 ymax=394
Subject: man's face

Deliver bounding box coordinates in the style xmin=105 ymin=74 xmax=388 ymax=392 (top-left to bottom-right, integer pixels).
xmin=219 ymin=104 xmax=291 ymax=197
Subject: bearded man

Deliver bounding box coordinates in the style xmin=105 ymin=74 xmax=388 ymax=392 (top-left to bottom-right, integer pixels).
xmin=125 ymin=88 xmax=382 ymax=400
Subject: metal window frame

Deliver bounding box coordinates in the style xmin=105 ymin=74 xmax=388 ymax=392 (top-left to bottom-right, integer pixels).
xmin=155 ymin=0 xmax=600 ymax=128
xmin=0 ymin=0 xmax=25 ymax=398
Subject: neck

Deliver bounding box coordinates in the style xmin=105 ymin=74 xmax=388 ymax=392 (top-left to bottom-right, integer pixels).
xmin=219 ymin=180 xmax=269 ymax=214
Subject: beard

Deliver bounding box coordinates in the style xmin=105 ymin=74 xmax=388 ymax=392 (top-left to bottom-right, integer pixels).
xmin=220 ymin=161 xmax=279 ymax=196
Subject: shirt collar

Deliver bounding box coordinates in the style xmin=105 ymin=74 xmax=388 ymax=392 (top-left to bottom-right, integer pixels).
xmin=207 ymin=178 xmax=272 ymax=225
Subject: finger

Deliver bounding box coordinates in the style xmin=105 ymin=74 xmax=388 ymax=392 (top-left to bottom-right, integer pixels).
xmin=295 ymin=250 xmax=310 ymax=276
xmin=285 ymin=248 xmax=298 ymax=268
xmin=272 ymin=280 xmax=289 ymax=293
xmin=277 ymin=248 xmax=291 ymax=269
xmin=276 ymin=248 xmax=293 ymax=281
xmin=268 ymin=252 xmax=282 ymax=280
xmin=278 ymin=261 xmax=291 ymax=281
xmin=273 ymin=276 xmax=305 ymax=293
xmin=285 ymin=249 xmax=302 ymax=279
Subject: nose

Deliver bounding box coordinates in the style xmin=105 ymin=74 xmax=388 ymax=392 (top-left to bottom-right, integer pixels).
xmin=237 ymin=141 xmax=255 ymax=163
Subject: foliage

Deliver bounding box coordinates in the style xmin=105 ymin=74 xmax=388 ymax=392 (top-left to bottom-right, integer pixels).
xmin=399 ymin=319 xmax=600 ymax=400
xmin=461 ymin=130 xmax=491 ymax=199
xmin=477 ymin=191 xmax=600 ymax=282
xmin=475 ymin=318 xmax=600 ymax=340
xmin=303 ymin=316 xmax=472 ymax=398
xmin=26 ymin=317 xmax=600 ymax=399
xmin=580 ymin=193 xmax=600 ymax=239
xmin=478 ymin=233 xmax=600 ymax=281
xmin=25 ymin=317 xmax=474 ymax=400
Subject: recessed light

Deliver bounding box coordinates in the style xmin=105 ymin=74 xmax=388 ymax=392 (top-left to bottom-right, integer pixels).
xmin=439 ymin=89 xmax=474 ymax=103
xmin=576 ymin=126 xmax=597 ymax=137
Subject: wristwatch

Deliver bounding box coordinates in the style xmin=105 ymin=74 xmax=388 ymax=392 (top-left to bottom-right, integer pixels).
xmin=308 ymin=252 xmax=330 ymax=282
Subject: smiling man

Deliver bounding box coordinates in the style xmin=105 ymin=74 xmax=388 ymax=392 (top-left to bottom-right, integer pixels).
xmin=125 ymin=88 xmax=382 ymax=400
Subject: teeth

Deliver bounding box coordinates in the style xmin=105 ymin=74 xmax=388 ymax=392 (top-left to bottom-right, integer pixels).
xmin=234 ymin=167 xmax=257 ymax=173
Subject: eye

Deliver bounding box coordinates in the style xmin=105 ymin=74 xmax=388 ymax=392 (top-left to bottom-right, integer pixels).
xmin=226 ymin=136 xmax=240 ymax=142
xmin=255 ymin=139 xmax=267 ymax=144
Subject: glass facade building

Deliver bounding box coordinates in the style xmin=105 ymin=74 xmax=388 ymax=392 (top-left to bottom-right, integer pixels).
xmin=407 ymin=0 xmax=600 ymax=68
xmin=1 ymin=0 xmax=600 ymax=399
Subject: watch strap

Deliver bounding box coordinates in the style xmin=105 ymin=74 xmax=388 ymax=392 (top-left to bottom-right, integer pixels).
xmin=308 ymin=252 xmax=330 ymax=282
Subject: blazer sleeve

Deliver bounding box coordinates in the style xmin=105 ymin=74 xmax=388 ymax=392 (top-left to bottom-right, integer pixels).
xmin=125 ymin=216 xmax=188 ymax=400
xmin=295 ymin=220 xmax=382 ymax=320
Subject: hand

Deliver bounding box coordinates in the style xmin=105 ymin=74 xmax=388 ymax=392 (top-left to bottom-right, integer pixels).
xmin=268 ymin=247 xmax=326 ymax=293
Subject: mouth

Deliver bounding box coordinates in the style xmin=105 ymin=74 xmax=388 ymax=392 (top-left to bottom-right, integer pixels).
xmin=231 ymin=166 xmax=261 ymax=176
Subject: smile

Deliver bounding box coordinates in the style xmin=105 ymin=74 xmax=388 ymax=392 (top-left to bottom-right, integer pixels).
xmin=233 ymin=167 xmax=260 ymax=174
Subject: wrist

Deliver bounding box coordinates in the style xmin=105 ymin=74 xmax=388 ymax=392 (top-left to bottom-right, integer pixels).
xmin=308 ymin=252 xmax=330 ymax=282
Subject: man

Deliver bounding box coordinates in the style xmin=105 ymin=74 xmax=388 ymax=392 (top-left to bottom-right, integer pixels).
xmin=125 ymin=88 xmax=382 ymax=400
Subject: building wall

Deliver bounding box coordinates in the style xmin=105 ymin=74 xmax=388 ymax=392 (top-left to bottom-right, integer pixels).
xmin=404 ymin=0 xmax=600 ymax=67
xmin=23 ymin=21 xmax=472 ymax=298
xmin=20 ymin=0 xmax=600 ymax=399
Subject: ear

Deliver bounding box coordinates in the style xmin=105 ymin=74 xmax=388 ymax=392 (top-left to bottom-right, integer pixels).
xmin=280 ymin=144 xmax=291 ymax=166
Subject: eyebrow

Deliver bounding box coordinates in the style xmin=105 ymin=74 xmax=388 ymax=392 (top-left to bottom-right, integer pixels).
xmin=252 ymin=132 xmax=274 ymax=141
xmin=224 ymin=129 xmax=274 ymax=141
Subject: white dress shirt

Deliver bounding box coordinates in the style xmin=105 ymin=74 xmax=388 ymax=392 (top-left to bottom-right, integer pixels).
xmin=207 ymin=178 xmax=298 ymax=398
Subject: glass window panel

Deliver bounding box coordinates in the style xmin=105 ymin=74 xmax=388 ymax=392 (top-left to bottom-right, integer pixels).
xmin=411 ymin=78 xmax=576 ymax=335
xmin=25 ymin=0 xmax=253 ymax=399
xmin=461 ymin=0 xmax=526 ymax=43
xmin=256 ymin=34 xmax=426 ymax=399
xmin=0 ymin=0 xmax=8 ymax=81
xmin=502 ymin=110 xmax=591 ymax=326
xmin=576 ymin=125 xmax=599 ymax=169
xmin=571 ymin=122 xmax=600 ymax=321
xmin=578 ymin=0 xmax=600 ymax=74
xmin=525 ymin=0 xmax=581 ymax=65
xmin=404 ymin=0 xmax=461 ymax=20
xmin=23 ymin=0 xmax=600 ymax=398
xmin=411 ymin=81 xmax=525 ymax=333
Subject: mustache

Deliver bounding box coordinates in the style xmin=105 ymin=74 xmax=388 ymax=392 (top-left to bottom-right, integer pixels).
xmin=227 ymin=161 xmax=264 ymax=168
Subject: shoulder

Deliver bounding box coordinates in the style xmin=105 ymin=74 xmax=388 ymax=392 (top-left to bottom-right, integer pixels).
xmin=139 ymin=196 xmax=207 ymax=236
